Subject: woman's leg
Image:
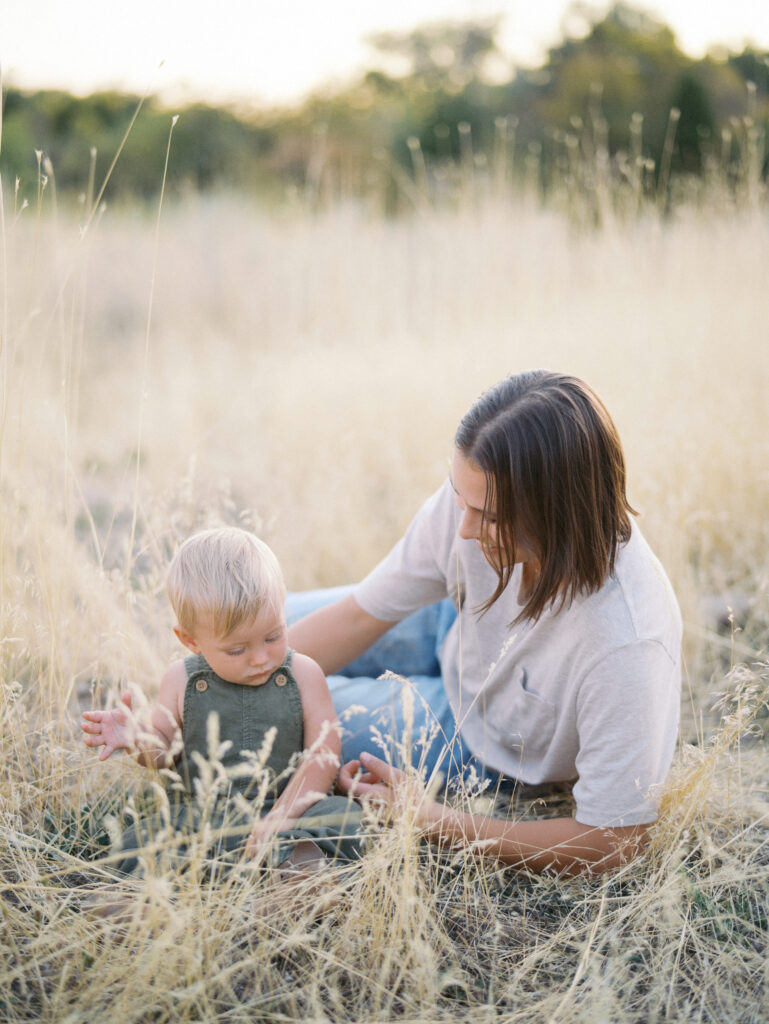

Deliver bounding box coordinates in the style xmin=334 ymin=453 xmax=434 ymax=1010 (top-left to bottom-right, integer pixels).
xmin=330 ymin=671 xmax=474 ymax=783
xmin=286 ymin=586 xmax=456 ymax=678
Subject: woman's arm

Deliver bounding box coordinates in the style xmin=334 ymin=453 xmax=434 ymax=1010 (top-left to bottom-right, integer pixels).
xmin=341 ymin=753 xmax=648 ymax=876
xmin=287 ymin=594 xmax=396 ymax=675
xmin=245 ymin=653 xmax=343 ymax=854
xmin=81 ymin=662 xmax=185 ymax=769
xmin=418 ymin=800 xmax=648 ymax=876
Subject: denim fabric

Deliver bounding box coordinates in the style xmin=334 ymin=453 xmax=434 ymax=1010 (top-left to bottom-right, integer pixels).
xmin=286 ymin=585 xmax=456 ymax=678
xmin=287 ymin=587 xmax=488 ymax=784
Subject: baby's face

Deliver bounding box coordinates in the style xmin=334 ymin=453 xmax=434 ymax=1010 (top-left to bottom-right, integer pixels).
xmin=181 ymin=605 xmax=288 ymax=685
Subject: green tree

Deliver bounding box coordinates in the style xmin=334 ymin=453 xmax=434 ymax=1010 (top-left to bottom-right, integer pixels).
xmin=671 ymin=72 xmax=716 ymax=172
xmin=2 ymin=5 xmax=766 ymax=203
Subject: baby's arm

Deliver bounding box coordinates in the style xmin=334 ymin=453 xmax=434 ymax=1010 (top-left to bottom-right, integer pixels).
xmin=81 ymin=661 xmax=186 ymax=769
xmin=245 ymin=654 xmax=341 ymax=855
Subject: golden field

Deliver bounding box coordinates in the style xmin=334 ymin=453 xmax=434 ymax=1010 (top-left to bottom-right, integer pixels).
xmin=1 ymin=178 xmax=768 ymax=1021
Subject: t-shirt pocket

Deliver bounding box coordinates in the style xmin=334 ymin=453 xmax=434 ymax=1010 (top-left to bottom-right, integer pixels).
xmin=488 ymin=665 xmax=557 ymax=762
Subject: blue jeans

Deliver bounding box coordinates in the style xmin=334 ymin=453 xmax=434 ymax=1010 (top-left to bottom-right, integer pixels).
xmin=286 ymin=586 xmax=480 ymax=784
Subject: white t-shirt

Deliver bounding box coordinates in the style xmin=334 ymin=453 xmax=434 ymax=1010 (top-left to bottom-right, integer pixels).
xmin=354 ymin=480 xmax=682 ymax=827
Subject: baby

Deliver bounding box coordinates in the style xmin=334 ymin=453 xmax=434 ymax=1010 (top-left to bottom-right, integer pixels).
xmin=81 ymin=527 xmax=362 ymax=880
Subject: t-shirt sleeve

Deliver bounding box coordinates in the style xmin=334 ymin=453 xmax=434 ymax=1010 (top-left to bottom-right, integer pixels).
xmin=354 ymin=480 xmax=456 ymax=622
xmin=572 ymin=640 xmax=680 ymax=827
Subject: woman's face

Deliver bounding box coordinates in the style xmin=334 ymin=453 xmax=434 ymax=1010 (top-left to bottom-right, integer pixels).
xmin=450 ymin=449 xmax=539 ymax=570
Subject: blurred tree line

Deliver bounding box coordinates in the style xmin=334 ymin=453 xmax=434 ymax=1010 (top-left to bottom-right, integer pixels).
xmin=1 ymin=2 xmax=767 ymax=206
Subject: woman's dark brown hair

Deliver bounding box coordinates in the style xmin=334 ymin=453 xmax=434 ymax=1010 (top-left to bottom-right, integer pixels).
xmin=455 ymin=370 xmax=636 ymax=623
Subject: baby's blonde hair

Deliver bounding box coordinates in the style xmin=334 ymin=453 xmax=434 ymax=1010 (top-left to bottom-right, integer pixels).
xmin=167 ymin=528 xmax=286 ymax=638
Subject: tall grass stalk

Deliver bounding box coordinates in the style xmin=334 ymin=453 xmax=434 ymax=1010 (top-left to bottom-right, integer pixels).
xmin=126 ymin=114 xmax=179 ymax=588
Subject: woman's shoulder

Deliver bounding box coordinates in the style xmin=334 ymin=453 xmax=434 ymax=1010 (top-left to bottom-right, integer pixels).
xmin=575 ymin=521 xmax=681 ymax=652
xmin=614 ymin=523 xmax=680 ymax=621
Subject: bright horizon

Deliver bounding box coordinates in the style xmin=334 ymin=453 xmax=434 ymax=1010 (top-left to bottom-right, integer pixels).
xmin=2 ymin=0 xmax=769 ymax=108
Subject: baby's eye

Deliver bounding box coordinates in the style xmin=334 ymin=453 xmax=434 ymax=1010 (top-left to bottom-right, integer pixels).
xmin=227 ymin=648 xmax=245 ymax=656
xmin=265 ymin=634 xmax=281 ymax=644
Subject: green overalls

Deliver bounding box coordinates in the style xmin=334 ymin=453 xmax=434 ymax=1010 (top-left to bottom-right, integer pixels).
xmin=113 ymin=650 xmax=363 ymax=877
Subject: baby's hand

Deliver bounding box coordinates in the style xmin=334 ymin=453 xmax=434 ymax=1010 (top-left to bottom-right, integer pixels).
xmin=81 ymin=691 xmax=138 ymax=760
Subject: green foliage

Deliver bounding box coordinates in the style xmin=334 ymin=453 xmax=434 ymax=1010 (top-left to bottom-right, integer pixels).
xmin=535 ymin=6 xmax=686 ymax=154
xmin=512 ymin=3 xmax=757 ymax=179
xmin=1 ymin=3 xmax=767 ymax=204
xmin=728 ymin=48 xmax=769 ymax=95
xmin=1 ymin=88 xmax=276 ymax=202
xmin=672 ymin=72 xmax=716 ymax=172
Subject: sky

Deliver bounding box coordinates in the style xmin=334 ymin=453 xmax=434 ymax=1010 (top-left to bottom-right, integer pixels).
xmin=2 ymin=0 xmax=769 ymax=107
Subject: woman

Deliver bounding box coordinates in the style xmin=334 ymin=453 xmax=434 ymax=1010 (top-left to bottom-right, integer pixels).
xmin=288 ymin=371 xmax=681 ymax=875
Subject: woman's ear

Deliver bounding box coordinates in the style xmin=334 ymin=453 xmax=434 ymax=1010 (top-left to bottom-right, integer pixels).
xmin=174 ymin=626 xmax=201 ymax=654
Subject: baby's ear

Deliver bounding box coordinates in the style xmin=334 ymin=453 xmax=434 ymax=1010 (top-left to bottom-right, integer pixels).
xmin=174 ymin=626 xmax=201 ymax=654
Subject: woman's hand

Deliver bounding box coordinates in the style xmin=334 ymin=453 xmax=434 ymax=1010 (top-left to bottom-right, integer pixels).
xmin=338 ymin=752 xmax=439 ymax=825
xmin=340 ymin=756 xmax=649 ymax=876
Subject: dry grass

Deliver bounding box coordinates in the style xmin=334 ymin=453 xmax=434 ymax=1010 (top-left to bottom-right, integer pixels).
xmin=1 ymin=169 xmax=769 ymax=1021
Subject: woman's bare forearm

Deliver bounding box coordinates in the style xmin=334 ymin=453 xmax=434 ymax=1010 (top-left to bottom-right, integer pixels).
xmin=288 ymin=594 xmax=395 ymax=674
xmin=419 ymin=803 xmax=648 ymax=876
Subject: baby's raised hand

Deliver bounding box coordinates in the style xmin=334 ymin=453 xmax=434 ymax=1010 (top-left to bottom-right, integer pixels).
xmin=81 ymin=691 xmax=138 ymax=760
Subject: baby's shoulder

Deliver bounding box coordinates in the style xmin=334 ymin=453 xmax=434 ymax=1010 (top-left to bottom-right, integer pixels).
xmin=161 ymin=657 xmax=190 ymax=687
xmin=289 ymin=651 xmax=327 ymax=689
xmin=159 ymin=658 xmax=189 ymax=707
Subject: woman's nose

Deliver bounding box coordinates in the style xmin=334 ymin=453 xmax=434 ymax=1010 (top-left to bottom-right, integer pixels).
xmin=458 ymin=507 xmax=481 ymax=540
